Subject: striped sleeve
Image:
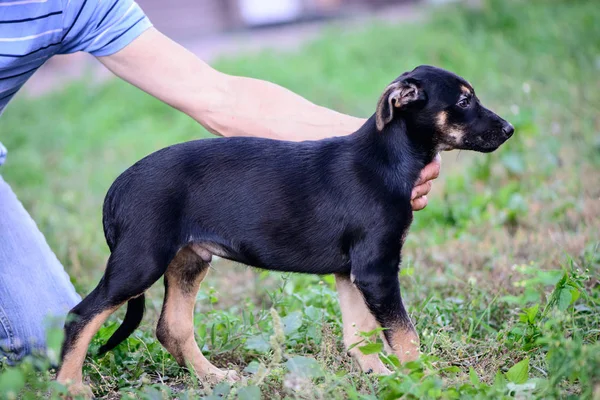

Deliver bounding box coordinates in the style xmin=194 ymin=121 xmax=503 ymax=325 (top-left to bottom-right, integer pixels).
xmin=0 ymin=142 xmax=6 ymax=166
xmin=59 ymin=0 xmax=153 ymax=57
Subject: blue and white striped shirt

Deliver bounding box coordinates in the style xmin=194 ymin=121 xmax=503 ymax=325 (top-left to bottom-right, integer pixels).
xmin=0 ymin=0 xmax=153 ymax=166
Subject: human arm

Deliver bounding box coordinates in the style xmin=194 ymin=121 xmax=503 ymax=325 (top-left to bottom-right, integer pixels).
xmin=98 ymin=28 xmax=363 ymax=141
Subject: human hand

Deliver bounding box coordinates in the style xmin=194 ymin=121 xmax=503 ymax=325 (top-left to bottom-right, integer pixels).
xmin=411 ymin=153 xmax=441 ymax=211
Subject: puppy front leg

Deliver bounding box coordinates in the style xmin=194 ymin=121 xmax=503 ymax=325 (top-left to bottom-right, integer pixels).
xmin=351 ymin=266 xmax=420 ymax=364
xmin=335 ymin=273 xmax=391 ymax=374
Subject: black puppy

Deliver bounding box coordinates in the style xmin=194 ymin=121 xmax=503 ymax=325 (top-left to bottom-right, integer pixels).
xmin=57 ymin=65 xmax=513 ymax=393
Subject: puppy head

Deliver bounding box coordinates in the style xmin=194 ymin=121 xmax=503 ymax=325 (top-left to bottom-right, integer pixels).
xmin=376 ymin=65 xmax=514 ymax=153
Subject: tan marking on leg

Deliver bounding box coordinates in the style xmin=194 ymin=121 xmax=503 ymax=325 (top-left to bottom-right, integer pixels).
xmin=335 ymin=273 xmax=391 ymax=375
xmin=388 ymin=324 xmax=420 ymax=363
xmin=57 ymin=308 xmax=116 ymax=396
xmin=157 ymin=247 xmax=238 ymax=383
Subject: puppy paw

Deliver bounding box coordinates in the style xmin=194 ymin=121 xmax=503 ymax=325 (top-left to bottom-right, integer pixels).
xmin=349 ymin=350 xmax=392 ymax=375
xmin=392 ymin=329 xmax=421 ymax=364
xmin=222 ymin=369 xmax=241 ymax=383
xmin=360 ymin=357 xmax=392 ymax=375
xmin=64 ymin=382 xmax=93 ymax=399
xmin=202 ymin=368 xmax=240 ymax=384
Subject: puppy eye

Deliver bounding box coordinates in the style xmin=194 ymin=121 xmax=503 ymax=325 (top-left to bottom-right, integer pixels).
xmin=457 ymin=97 xmax=471 ymax=109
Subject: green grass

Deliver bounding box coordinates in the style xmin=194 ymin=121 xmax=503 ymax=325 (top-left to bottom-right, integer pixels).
xmin=1 ymin=0 xmax=599 ymax=398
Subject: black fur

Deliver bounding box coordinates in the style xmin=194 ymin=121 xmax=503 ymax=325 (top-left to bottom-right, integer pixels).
xmin=61 ymin=65 xmax=514 ymax=364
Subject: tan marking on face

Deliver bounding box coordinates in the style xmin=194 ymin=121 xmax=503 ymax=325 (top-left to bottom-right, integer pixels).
xmin=436 ymin=143 xmax=454 ymax=152
xmin=436 ymin=111 xmax=448 ymax=130
xmin=335 ymin=274 xmax=391 ymax=374
xmin=389 ymin=324 xmax=420 ymax=363
xmin=460 ymin=85 xmax=473 ymax=96
xmin=447 ymin=126 xmax=465 ymax=143
xmin=436 ymin=111 xmax=465 ymax=152
xmin=157 ymin=247 xmax=239 ymax=383
xmin=57 ymin=308 xmax=117 ymax=386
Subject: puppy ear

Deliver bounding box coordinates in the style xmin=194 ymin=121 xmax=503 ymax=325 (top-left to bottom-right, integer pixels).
xmin=375 ymin=79 xmax=425 ymax=131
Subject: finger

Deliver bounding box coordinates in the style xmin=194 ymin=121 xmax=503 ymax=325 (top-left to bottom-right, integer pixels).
xmin=415 ymin=153 xmax=442 ymax=185
xmin=411 ymin=195 xmax=428 ymax=211
xmin=411 ymin=181 xmax=433 ymax=200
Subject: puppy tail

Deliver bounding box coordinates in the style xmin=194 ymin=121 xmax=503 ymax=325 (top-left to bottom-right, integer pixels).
xmin=97 ymin=294 xmax=145 ymax=356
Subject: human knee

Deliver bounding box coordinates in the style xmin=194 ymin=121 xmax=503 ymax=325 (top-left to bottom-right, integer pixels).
xmin=0 ymin=311 xmax=56 ymax=364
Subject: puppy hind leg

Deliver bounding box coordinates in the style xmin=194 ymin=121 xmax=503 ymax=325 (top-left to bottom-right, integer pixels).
xmin=156 ymin=247 xmax=239 ymax=384
xmin=57 ymin=286 xmax=117 ymax=398
xmin=57 ymin=246 xmax=172 ymax=396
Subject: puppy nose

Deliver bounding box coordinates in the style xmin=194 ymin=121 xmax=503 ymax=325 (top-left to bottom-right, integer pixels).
xmin=502 ymin=122 xmax=514 ymax=137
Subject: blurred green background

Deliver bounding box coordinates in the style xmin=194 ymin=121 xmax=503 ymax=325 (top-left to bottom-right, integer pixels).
xmin=1 ymin=0 xmax=599 ymax=398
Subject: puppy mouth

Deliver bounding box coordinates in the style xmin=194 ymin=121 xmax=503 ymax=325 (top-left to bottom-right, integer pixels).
xmin=459 ymin=142 xmax=499 ymax=153
xmin=461 ymin=131 xmax=510 ymax=153
xmin=477 ymin=145 xmax=500 ymax=153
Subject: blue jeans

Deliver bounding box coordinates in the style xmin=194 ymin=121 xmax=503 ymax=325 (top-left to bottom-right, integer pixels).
xmin=0 ymin=175 xmax=81 ymax=364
